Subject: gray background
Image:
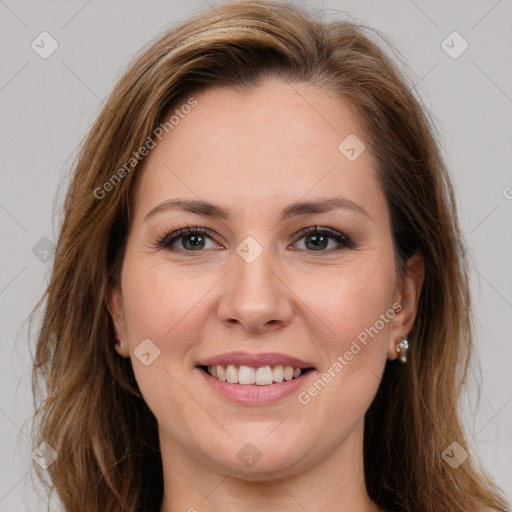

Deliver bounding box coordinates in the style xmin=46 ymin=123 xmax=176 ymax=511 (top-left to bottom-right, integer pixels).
xmin=1 ymin=0 xmax=511 ymax=510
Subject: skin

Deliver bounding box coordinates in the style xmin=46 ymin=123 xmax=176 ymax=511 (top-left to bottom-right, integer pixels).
xmin=109 ymin=77 xmax=424 ymax=512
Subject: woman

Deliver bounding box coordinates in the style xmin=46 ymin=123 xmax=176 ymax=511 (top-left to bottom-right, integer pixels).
xmin=30 ymin=1 xmax=510 ymax=511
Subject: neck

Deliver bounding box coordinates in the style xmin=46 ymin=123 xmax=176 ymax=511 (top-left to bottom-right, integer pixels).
xmin=158 ymin=420 xmax=384 ymax=512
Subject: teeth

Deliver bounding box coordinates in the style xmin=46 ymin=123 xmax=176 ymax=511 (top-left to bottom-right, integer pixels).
xmin=255 ymin=366 xmax=273 ymax=385
xmin=206 ymin=364 xmax=306 ymax=385
xmin=272 ymin=365 xmax=284 ymax=382
xmin=238 ymin=365 xmax=256 ymax=385
xmin=283 ymin=366 xmax=294 ymax=381
xmin=226 ymin=364 xmax=238 ymax=384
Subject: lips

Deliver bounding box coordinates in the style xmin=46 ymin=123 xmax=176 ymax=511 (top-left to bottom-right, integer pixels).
xmin=195 ymin=351 xmax=316 ymax=396
xmin=196 ymin=351 xmax=315 ymax=369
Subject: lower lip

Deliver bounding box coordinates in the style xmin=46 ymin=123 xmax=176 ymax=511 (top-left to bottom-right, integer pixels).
xmin=197 ymin=368 xmax=313 ymax=405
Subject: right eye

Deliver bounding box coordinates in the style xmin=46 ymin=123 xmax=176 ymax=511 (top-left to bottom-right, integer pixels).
xmin=156 ymin=225 xmax=222 ymax=253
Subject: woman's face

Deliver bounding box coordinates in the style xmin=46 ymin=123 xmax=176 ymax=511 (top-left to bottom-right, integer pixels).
xmin=110 ymin=78 xmax=421 ymax=478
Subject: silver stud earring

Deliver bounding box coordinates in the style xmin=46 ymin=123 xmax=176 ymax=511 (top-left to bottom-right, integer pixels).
xmin=396 ymin=336 xmax=409 ymax=364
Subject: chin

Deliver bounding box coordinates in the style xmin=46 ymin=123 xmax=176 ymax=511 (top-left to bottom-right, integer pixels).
xmin=203 ymin=433 xmax=311 ymax=479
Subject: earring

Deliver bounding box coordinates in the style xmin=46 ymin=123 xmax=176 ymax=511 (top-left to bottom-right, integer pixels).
xmin=396 ymin=336 xmax=409 ymax=364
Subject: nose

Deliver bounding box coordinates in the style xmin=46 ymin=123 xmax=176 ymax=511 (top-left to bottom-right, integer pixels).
xmin=217 ymin=241 xmax=293 ymax=334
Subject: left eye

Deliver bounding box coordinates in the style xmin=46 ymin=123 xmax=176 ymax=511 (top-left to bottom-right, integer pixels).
xmin=156 ymin=225 xmax=354 ymax=253
xmin=293 ymin=225 xmax=354 ymax=251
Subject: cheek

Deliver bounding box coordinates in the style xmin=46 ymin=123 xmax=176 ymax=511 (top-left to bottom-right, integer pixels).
xmin=294 ymin=253 xmax=396 ymax=415
xmin=119 ymin=255 xmax=206 ymax=396
xmin=120 ymin=254 xmax=210 ymax=345
xmin=300 ymin=254 xmax=396 ymax=350
xmin=338 ymin=270 xmax=394 ymax=347
xmin=119 ymin=255 xmax=209 ymax=424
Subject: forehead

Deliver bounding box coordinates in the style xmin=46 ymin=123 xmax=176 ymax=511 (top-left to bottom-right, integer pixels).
xmin=132 ymin=78 xmax=383 ymax=222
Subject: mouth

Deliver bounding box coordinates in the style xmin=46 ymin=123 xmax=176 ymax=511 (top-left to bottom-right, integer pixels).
xmin=199 ymin=364 xmax=315 ymax=385
xmin=195 ymin=351 xmax=316 ymax=404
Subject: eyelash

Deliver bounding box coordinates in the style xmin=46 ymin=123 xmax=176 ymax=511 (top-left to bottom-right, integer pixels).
xmin=154 ymin=224 xmax=355 ymax=254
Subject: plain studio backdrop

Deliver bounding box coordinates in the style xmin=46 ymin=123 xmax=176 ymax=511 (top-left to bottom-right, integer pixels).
xmin=0 ymin=0 xmax=511 ymax=510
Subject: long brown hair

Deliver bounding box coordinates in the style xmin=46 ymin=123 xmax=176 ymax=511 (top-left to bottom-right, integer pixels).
xmin=30 ymin=1 xmax=510 ymax=511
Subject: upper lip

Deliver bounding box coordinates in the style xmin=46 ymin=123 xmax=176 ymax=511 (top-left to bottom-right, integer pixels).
xmin=196 ymin=351 xmax=315 ymax=369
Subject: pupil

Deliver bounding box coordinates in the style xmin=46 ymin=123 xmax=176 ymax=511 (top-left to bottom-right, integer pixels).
xmin=184 ymin=235 xmax=204 ymax=250
xmin=307 ymin=234 xmax=327 ymax=250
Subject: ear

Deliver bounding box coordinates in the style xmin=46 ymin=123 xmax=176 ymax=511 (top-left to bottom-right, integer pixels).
xmin=108 ymin=286 xmax=130 ymax=358
xmin=387 ymin=251 xmax=425 ymax=360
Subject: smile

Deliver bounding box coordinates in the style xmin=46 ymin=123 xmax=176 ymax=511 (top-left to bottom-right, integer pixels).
xmin=195 ymin=351 xmax=316 ymax=404
xmin=202 ymin=364 xmax=311 ymax=385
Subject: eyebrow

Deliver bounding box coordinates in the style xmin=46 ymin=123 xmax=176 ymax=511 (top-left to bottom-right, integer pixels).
xmin=144 ymin=196 xmax=370 ymax=222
